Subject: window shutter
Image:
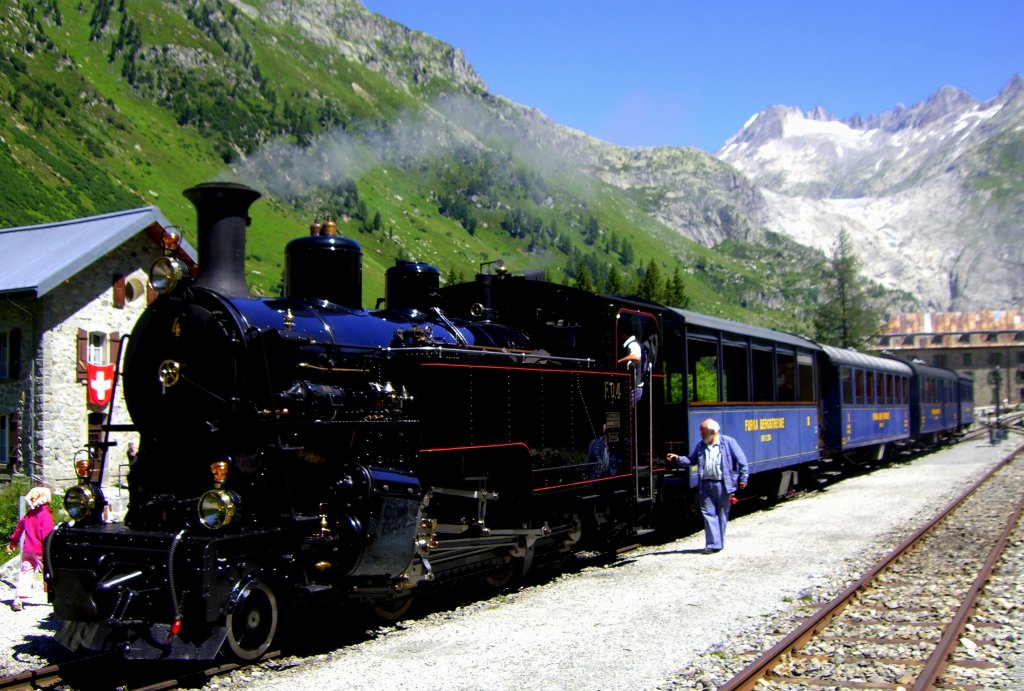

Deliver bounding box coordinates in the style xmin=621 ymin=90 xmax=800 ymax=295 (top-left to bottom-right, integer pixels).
xmin=10 ymin=410 xmax=20 ymax=466
xmin=8 ymin=328 xmax=20 ymax=379
xmin=109 ymin=332 xmax=122 ymax=365
xmin=113 ymin=274 xmax=126 ymax=308
xmin=77 ymin=328 xmax=88 ymax=381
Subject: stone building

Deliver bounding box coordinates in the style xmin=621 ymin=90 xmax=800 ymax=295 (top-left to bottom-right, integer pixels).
xmin=0 ymin=206 xmax=195 ymax=491
xmin=870 ymin=310 xmax=1024 ymax=409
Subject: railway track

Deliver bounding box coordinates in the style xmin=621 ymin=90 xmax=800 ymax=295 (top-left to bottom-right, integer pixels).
xmin=720 ymin=444 xmax=1024 ymax=690
xmin=0 ymin=650 xmax=282 ymax=691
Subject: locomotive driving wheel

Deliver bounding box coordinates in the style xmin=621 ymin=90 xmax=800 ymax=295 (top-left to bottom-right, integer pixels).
xmin=225 ymin=579 xmax=279 ymax=660
xmin=483 ymin=553 xmax=521 ymax=590
xmin=483 ymin=566 xmax=516 ymax=589
xmin=372 ymin=594 xmax=414 ymax=622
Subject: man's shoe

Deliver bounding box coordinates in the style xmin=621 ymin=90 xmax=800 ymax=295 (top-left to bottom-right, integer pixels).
xmin=10 ymin=599 xmax=22 ymax=611
xmin=701 ymin=548 xmax=714 ymax=554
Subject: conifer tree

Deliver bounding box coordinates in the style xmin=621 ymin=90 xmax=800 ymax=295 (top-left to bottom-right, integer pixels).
xmin=574 ymin=259 xmax=595 ymax=293
xmin=813 ymin=229 xmax=879 ymax=348
xmin=620 ymin=239 xmax=634 ymax=266
xmin=583 ymin=215 xmax=599 ymax=245
xmin=606 ymin=264 xmax=623 ymax=294
xmin=637 ymin=259 xmax=662 ymax=301
xmin=665 ymin=265 xmax=690 ymax=308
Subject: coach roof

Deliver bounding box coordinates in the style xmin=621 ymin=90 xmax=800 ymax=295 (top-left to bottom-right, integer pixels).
xmin=820 ymin=344 xmax=914 ymax=375
xmin=669 ymin=308 xmax=821 ymax=352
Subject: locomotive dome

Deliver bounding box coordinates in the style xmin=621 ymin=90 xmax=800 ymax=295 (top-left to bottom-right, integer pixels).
xmin=385 ymin=260 xmax=441 ymax=314
xmin=284 ymin=215 xmax=363 ymax=309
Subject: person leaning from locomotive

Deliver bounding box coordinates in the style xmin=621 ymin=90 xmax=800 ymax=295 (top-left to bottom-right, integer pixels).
xmin=667 ymin=418 xmax=749 ymax=554
xmin=616 ymin=316 xmax=650 ymax=405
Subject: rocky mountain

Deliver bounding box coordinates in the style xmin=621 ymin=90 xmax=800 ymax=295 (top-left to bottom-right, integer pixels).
xmin=716 ymin=77 xmax=1024 ymax=311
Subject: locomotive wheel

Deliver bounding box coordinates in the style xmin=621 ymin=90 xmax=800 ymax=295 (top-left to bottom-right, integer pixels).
xmin=225 ymin=580 xmax=279 ymax=660
xmin=372 ymin=594 xmax=414 ymax=622
xmin=483 ymin=565 xmax=517 ymax=590
xmin=483 ymin=560 xmax=520 ymax=593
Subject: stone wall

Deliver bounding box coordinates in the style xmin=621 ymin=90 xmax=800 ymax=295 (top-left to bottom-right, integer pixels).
xmin=0 ymin=300 xmax=34 ymax=474
xmin=13 ymin=234 xmax=161 ymax=489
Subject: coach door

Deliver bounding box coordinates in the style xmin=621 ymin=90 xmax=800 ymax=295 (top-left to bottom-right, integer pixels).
xmin=616 ymin=309 xmax=660 ymax=506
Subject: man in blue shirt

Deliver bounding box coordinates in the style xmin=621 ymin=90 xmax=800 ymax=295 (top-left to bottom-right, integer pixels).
xmin=668 ymin=418 xmax=749 ymax=553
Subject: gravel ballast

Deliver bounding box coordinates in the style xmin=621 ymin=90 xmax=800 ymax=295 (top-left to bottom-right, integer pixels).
xmin=2 ymin=436 xmax=1021 ymax=689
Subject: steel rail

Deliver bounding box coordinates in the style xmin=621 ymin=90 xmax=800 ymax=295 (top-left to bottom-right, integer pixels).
xmin=913 ymin=477 xmax=1024 ymax=689
xmin=0 ymin=649 xmax=281 ymax=691
xmin=0 ymin=650 xmax=118 ymax=690
xmin=719 ymin=444 xmax=1023 ymax=691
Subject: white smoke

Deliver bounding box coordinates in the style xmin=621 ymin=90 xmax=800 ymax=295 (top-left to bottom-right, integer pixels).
xmin=225 ymin=92 xmax=598 ymax=203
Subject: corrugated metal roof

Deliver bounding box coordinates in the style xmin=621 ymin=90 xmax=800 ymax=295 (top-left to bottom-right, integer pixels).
xmin=0 ymin=206 xmax=196 ymax=297
xmin=881 ymin=310 xmax=1024 ymax=334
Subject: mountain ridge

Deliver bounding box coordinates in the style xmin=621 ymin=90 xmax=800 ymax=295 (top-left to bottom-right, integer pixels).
xmin=717 ymin=75 xmax=1024 ymax=311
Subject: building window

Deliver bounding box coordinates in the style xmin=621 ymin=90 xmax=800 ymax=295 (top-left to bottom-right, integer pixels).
xmin=934 ymin=354 xmax=947 ymax=367
xmin=988 ymin=352 xmax=1002 ymax=366
xmin=125 ymin=277 xmax=146 ymax=303
xmin=0 ymin=332 xmax=7 ymax=379
xmin=963 ymin=353 xmax=972 ymax=366
xmin=88 ymin=332 xmax=109 ymax=366
xmin=0 ymin=414 xmax=8 ymax=465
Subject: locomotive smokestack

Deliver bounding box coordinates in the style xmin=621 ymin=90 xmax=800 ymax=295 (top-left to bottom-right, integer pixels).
xmin=183 ymin=182 xmax=262 ymax=297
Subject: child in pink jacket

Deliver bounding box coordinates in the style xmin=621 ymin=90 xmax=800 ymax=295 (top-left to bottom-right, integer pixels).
xmin=7 ymin=487 xmax=55 ymax=611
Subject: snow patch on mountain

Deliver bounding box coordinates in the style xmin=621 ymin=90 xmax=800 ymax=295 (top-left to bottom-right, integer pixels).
xmin=717 ymin=76 xmax=1024 ymax=311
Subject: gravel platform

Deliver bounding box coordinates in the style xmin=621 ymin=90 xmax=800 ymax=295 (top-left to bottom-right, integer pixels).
xmin=2 ymin=435 xmax=1021 ymax=690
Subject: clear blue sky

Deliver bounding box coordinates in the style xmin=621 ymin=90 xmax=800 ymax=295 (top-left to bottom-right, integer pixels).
xmin=361 ymin=0 xmax=1024 ymax=152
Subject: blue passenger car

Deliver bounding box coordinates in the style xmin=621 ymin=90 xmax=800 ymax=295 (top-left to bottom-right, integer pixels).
xmin=660 ymin=309 xmax=821 ymax=487
xmin=905 ymin=359 xmax=960 ymax=441
xmin=819 ymin=346 xmax=912 ymax=460
xmin=957 ymin=372 xmax=974 ymax=432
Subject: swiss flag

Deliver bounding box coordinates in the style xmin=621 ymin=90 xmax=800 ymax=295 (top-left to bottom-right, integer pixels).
xmin=87 ymin=363 xmax=116 ymax=407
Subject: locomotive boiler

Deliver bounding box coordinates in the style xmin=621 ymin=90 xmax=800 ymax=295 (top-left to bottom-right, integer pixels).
xmin=45 ymin=182 xmax=660 ymax=660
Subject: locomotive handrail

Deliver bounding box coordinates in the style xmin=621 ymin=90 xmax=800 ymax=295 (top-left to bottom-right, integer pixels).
xmin=296 ymin=362 xmax=369 ymax=374
xmin=383 ymin=345 xmax=597 ymax=366
xmin=89 ymin=332 xmax=131 ymax=485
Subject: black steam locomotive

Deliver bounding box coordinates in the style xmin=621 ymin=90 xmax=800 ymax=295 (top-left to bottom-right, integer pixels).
xmin=45 ymin=182 xmax=971 ymax=661
xmin=46 ymin=182 xmax=664 ymax=660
